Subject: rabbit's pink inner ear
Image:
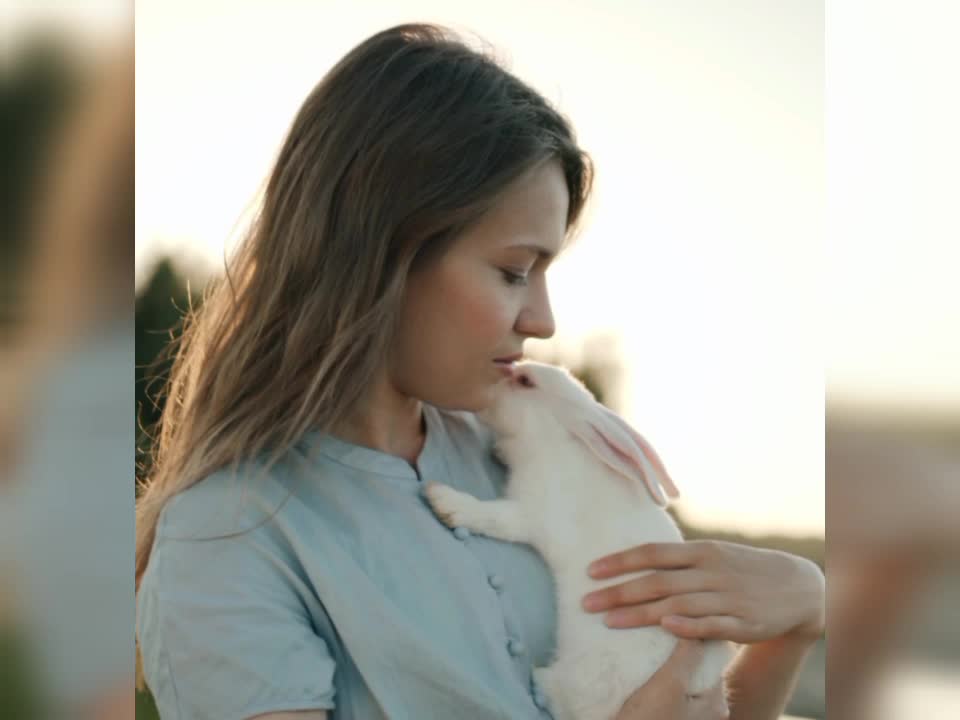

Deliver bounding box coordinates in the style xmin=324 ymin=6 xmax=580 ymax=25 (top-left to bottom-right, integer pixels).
xmin=633 ymin=432 xmax=680 ymax=499
xmin=598 ymin=405 xmax=681 ymax=499
xmin=566 ymin=419 xmax=659 ymax=504
xmin=584 ymin=418 xmax=669 ymax=507
xmin=594 ymin=427 xmax=669 ymax=507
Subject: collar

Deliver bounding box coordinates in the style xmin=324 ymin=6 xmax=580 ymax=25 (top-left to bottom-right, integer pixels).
xmin=307 ymin=403 xmax=449 ymax=482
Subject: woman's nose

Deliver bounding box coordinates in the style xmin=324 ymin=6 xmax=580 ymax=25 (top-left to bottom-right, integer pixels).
xmin=516 ymin=283 xmax=555 ymax=339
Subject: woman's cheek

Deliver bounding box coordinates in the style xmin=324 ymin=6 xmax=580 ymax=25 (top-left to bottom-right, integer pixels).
xmin=485 ymin=299 xmax=520 ymax=342
xmin=458 ymin=283 xmax=516 ymax=342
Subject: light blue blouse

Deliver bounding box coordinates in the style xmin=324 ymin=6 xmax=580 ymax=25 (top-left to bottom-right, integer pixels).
xmin=136 ymin=404 xmax=558 ymax=719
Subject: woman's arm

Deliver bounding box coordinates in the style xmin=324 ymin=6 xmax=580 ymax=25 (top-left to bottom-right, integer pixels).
xmin=615 ymin=640 xmax=730 ymax=720
xmin=723 ymin=632 xmax=818 ymax=720
xmin=656 ymin=551 xmax=826 ymax=720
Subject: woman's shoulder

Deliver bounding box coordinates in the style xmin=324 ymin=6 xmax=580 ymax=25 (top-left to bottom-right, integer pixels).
xmin=155 ymin=453 xmax=304 ymax=542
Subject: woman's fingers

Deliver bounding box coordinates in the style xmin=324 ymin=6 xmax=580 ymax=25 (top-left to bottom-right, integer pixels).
xmin=602 ymin=592 xmax=731 ymax=628
xmin=661 ymin=614 xmax=747 ymax=641
xmin=583 ymin=569 xmax=717 ymax=612
xmin=618 ymin=640 xmax=730 ymax=719
xmin=655 ymin=639 xmax=708 ymax=693
xmin=588 ymin=542 xmax=706 ymax=578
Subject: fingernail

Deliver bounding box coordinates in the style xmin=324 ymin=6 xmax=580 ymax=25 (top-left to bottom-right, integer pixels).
xmin=582 ymin=595 xmax=602 ymax=611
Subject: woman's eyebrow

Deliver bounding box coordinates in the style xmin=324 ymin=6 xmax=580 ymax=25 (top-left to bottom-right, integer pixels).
xmin=506 ymin=243 xmax=555 ymax=260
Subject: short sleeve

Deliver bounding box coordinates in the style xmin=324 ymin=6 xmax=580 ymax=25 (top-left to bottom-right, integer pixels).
xmin=137 ymin=506 xmax=337 ymax=720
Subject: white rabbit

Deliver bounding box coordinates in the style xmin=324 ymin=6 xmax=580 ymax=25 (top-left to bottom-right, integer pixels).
xmin=424 ymin=360 xmax=734 ymax=720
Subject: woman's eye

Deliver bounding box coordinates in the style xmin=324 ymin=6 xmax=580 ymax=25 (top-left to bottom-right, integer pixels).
xmin=500 ymin=269 xmax=529 ymax=286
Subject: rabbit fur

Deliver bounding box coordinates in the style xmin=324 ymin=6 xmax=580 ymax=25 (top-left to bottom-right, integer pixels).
xmin=424 ymin=360 xmax=734 ymax=720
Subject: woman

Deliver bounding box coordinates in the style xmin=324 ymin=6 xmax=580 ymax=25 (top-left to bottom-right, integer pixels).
xmin=135 ymin=24 xmax=823 ymax=720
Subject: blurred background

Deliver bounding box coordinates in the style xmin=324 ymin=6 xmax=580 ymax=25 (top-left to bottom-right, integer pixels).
xmin=1 ymin=1 xmax=957 ymax=719
xmin=1 ymin=2 xmax=133 ymax=719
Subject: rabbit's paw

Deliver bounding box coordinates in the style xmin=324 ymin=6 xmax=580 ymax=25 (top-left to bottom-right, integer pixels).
xmin=423 ymin=482 xmax=475 ymax=528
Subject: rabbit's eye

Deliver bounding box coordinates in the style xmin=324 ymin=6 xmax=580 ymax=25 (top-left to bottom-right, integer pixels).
xmin=518 ymin=375 xmax=535 ymax=388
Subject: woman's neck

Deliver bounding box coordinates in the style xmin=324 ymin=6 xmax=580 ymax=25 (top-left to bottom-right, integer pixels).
xmin=332 ymin=378 xmax=426 ymax=465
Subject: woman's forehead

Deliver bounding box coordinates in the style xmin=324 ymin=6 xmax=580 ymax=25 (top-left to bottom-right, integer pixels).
xmin=458 ymin=163 xmax=569 ymax=254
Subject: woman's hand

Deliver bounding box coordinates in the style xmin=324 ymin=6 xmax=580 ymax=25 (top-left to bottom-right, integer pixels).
xmin=583 ymin=540 xmax=825 ymax=644
xmin=614 ymin=639 xmax=729 ymax=720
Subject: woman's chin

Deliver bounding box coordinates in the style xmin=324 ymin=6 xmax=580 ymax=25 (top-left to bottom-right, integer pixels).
xmin=467 ymin=382 xmax=503 ymax=414
xmin=432 ymin=376 xmax=506 ymax=414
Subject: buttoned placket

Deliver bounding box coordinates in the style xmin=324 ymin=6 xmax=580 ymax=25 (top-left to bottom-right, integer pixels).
xmin=311 ymin=405 xmax=553 ymax=718
xmin=416 ymin=406 xmax=553 ymax=719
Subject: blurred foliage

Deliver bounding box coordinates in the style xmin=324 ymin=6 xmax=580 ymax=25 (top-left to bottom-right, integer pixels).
xmin=135 ymin=257 xmax=205 ymax=491
xmin=0 ymin=627 xmax=44 ymax=718
xmin=828 ymin=403 xmax=960 ymax=452
xmin=0 ymin=35 xmax=80 ymax=338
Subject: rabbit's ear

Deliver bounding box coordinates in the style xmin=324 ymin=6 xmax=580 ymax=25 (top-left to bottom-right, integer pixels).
xmin=565 ymin=402 xmax=679 ymax=506
xmin=596 ymin=404 xmax=680 ymax=502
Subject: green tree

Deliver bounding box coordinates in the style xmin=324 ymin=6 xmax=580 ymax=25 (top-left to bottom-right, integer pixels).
xmin=135 ymin=257 xmax=205 ymax=491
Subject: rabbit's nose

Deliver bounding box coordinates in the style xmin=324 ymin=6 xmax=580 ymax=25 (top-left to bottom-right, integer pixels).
xmin=511 ymin=373 xmax=536 ymax=389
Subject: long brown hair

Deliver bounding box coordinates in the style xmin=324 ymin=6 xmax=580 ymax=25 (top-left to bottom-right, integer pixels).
xmin=135 ymin=23 xmax=592 ymax=689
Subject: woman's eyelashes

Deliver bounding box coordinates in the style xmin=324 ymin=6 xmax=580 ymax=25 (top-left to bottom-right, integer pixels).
xmin=500 ymin=268 xmax=529 ymax=286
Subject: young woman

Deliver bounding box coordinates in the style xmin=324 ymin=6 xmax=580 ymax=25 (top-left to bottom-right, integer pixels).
xmin=135 ymin=24 xmax=824 ymax=720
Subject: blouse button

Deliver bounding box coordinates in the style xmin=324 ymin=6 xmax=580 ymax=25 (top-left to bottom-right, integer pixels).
xmin=507 ymin=638 xmax=526 ymax=657
xmin=453 ymin=526 xmax=471 ymax=540
xmin=488 ymin=573 xmax=504 ymax=591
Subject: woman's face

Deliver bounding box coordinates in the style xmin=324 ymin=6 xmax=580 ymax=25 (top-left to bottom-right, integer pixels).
xmin=393 ymin=158 xmax=569 ymax=411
